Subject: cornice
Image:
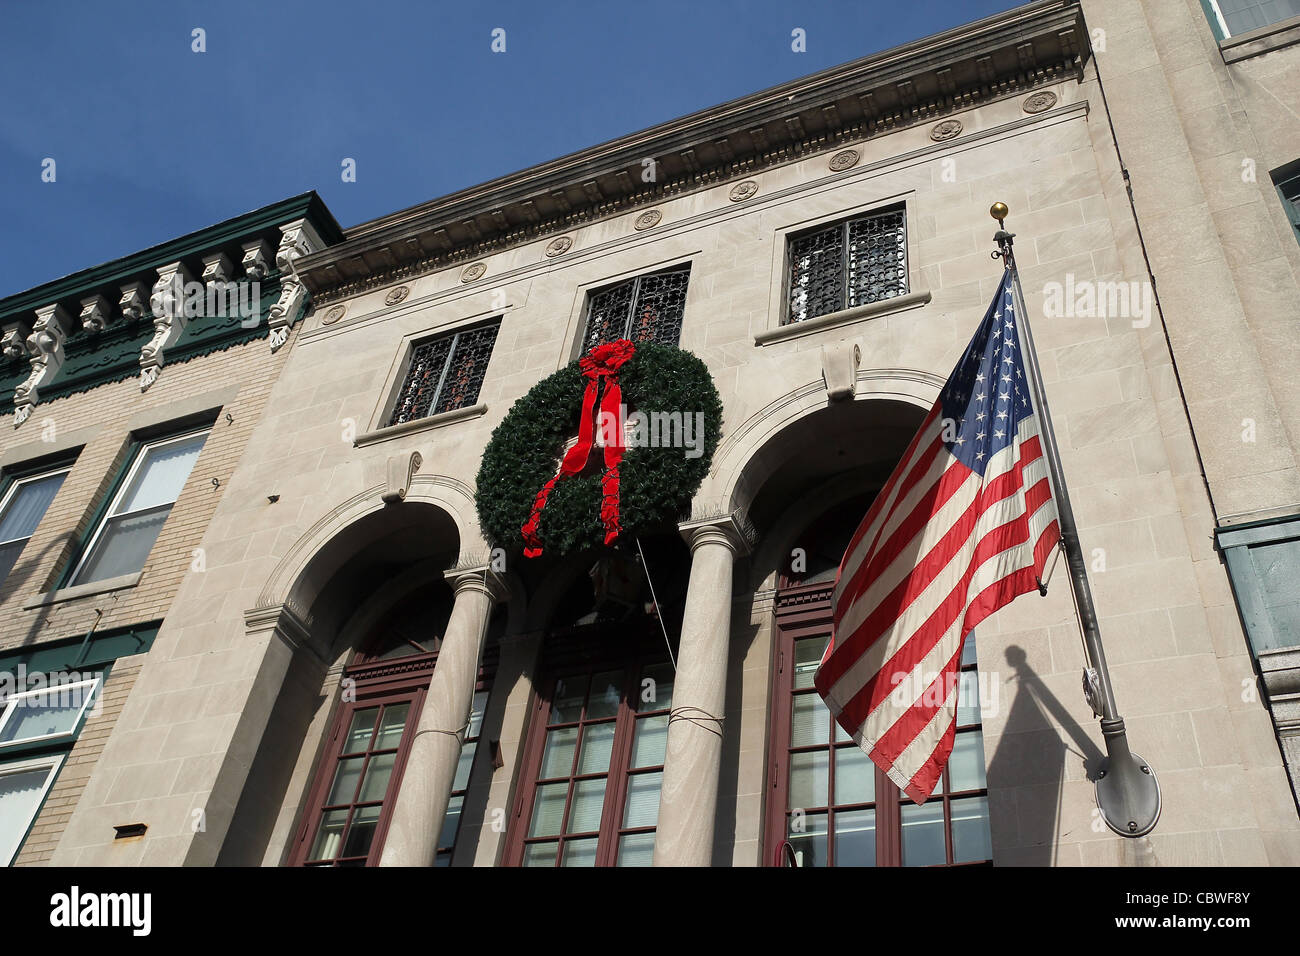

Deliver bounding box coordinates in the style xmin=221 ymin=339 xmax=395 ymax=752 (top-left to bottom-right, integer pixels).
xmin=296 ymin=0 xmax=1087 ymax=303
xmin=0 ymin=192 xmax=340 ymax=322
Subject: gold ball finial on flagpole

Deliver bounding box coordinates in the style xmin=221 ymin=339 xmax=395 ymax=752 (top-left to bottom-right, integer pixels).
xmin=990 ymin=201 xmax=1009 ymax=226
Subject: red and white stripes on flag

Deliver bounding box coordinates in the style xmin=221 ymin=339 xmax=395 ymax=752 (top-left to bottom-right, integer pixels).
xmin=815 ymin=274 xmax=1060 ymax=804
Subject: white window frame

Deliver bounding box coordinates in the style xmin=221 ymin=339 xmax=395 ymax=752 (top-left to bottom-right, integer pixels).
xmin=0 ymin=676 xmax=102 ymax=752
xmin=0 ymin=752 xmax=66 ymax=866
xmin=0 ymin=465 xmax=72 ymax=575
xmin=1207 ymin=0 xmax=1235 ymax=37
xmin=68 ymin=429 xmax=209 ymax=587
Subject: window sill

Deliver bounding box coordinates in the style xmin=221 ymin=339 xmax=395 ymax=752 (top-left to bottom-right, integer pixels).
xmin=24 ymin=571 xmax=142 ymax=610
xmin=355 ymin=403 xmax=488 ymax=448
xmin=755 ymin=289 xmax=932 ymax=346
xmin=1220 ymin=14 xmax=1300 ymax=62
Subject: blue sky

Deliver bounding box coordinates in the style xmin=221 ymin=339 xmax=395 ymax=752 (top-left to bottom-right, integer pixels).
xmin=0 ymin=0 xmax=1022 ymax=297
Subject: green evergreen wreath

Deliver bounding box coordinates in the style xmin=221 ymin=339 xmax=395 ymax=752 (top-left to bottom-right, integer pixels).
xmin=475 ymin=341 xmax=723 ymax=558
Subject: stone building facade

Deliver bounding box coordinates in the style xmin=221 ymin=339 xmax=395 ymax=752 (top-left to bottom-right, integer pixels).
xmin=13 ymin=0 xmax=1300 ymax=867
xmin=0 ymin=194 xmax=342 ymax=865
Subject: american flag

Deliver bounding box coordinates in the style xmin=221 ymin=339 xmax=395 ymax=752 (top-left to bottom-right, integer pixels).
xmin=815 ymin=271 xmax=1060 ymax=804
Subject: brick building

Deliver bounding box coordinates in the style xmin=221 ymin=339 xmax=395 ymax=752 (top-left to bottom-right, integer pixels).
xmin=0 ymin=193 xmax=342 ymax=864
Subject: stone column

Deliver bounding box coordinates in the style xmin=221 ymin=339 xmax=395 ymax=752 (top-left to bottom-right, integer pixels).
xmin=654 ymin=514 xmax=751 ymax=866
xmin=379 ymin=567 xmax=506 ymax=867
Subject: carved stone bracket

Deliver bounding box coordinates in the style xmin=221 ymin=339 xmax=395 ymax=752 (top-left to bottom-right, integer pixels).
xmin=267 ymin=219 xmax=325 ymax=353
xmin=139 ymin=261 xmax=194 ymax=392
xmin=821 ymin=341 xmax=862 ymax=401
xmin=201 ymin=251 xmax=233 ymax=290
xmin=79 ymin=294 xmax=112 ymax=333
xmin=13 ymin=304 xmax=71 ymax=427
xmin=2 ymin=319 xmax=32 ymax=362
xmin=241 ymin=239 xmax=273 ymax=281
xmin=118 ymin=282 xmax=149 ymax=322
xmin=381 ymin=450 xmax=424 ymax=504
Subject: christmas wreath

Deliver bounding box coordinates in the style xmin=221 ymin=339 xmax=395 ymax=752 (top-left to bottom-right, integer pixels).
xmin=475 ymin=339 xmax=723 ymax=558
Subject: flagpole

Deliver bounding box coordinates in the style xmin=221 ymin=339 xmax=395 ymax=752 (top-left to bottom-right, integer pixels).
xmin=989 ymin=202 xmax=1160 ymax=839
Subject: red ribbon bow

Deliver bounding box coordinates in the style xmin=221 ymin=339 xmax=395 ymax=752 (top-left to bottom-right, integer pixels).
xmin=521 ymin=339 xmax=636 ymax=557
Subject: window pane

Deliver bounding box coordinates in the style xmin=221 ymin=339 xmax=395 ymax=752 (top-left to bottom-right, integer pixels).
xmin=948 ymin=731 xmax=987 ymax=793
xmin=1219 ymin=0 xmax=1300 ymax=36
xmin=568 ymin=778 xmax=606 ymax=833
xmin=550 ymin=676 xmax=589 ymax=724
xmin=467 ymin=690 xmax=488 ymax=739
xmin=0 ymin=683 xmax=94 ymax=745
xmin=627 ymin=268 xmax=689 ymax=347
xmin=560 ymin=837 xmax=599 ymax=867
xmin=617 ymin=831 xmax=656 ymax=867
xmin=637 ymin=663 xmax=673 ymax=712
xmin=0 ymin=471 xmax=66 ymax=543
xmin=308 ymin=808 xmax=349 ymax=861
xmin=357 ymin=752 xmax=396 ymax=803
xmin=0 ymin=764 xmax=54 ymax=865
xmin=623 ymin=771 xmax=662 ymax=829
xmin=788 ymin=224 xmax=844 ymax=324
xmin=0 ymin=541 xmax=21 ymax=586
xmin=528 ymin=782 xmax=569 ymax=837
xmin=343 ymin=708 xmax=379 ymax=755
xmin=586 ymin=670 xmax=623 ymax=720
xmin=631 ymin=714 xmax=668 ymax=768
xmin=834 ymin=746 xmax=876 ymax=805
xmin=452 ymin=741 xmax=476 ymax=792
xmin=787 ymin=811 xmax=828 ymax=867
xmin=388 ymin=336 xmax=453 ymax=426
xmin=583 ymin=278 xmax=635 ymax=351
xmin=374 ymin=703 xmax=409 ymax=751
xmin=522 ymin=841 xmax=557 ymax=867
xmin=439 ymin=793 xmax=464 ymax=851
xmin=791 ymin=693 xmax=831 ymax=747
xmin=951 ymin=796 xmax=992 ymax=863
xmin=73 ymin=506 xmax=170 ymax=584
xmin=326 ymin=756 xmax=365 ymax=805
xmin=540 ymin=727 xmax=579 ymax=779
xmin=578 ymin=721 xmax=616 ymax=775
xmin=433 ymin=325 xmax=498 ymax=415
xmin=793 ymin=636 xmax=828 ymax=689
xmin=846 ymin=209 xmax=908 ymax=307
xmin=789 ymin=750 xmax=829 ymax=810
xmin=957 ymin=670 xmax=981 ymax=727
xmin=960 ymin=632 xmax=978 ymax=668
xmin=834 ymin=808 xmax=877 ymax=866
xmin=900 ymin=801 xmax=947 ymax=867
xmin=342 ymin=804 xmax=381 ymax=858
xmin=1250 ymin=539 xmax=1300 ymax=651
xmin=115 ymin=434 xmax=206 ymax=514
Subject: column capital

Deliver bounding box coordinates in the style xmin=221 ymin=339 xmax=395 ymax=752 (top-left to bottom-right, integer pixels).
xmin=444 ymin=565 xmax=510 ymax=602
xmin=678 ymin=510 xmax=755 ymax=556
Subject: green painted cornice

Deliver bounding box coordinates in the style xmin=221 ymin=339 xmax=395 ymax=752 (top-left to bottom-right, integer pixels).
xmin=0 ymin=191 xmax=341 ymax=323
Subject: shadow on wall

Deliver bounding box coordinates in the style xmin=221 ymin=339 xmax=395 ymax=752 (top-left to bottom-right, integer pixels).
xmin=986 ymin=645 xmax=1104 ymax=866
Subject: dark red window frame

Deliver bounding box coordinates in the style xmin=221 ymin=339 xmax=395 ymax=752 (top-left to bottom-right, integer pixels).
xmin=764 ymin=581 xmax=992 ymax=867
xmin=290 ymin=644 xmax=495 ymax=867
xmin=504 ymin=624 xmax=672 ymax=867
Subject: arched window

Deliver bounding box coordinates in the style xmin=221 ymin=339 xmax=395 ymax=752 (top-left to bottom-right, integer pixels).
xmin=765 ymin=498 xmax=993 ymax=866
xmin=290 ymin=588 xmax=495 ymax=866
